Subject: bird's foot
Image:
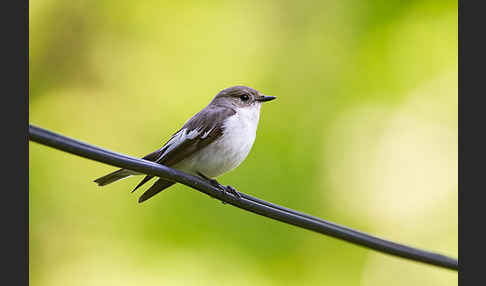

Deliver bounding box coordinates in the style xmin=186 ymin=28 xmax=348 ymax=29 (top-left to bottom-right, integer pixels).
xmin=224 ymin=185 xmax=241 ymax=199
xmin=197 ymin=172 xmax=241 ymax=204
xmin=211 ymin=181 xmax=241 ymax=204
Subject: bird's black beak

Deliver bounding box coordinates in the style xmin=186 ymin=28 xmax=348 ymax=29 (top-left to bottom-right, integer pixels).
xmin=255 ymin=95 xmax=276 ymax=102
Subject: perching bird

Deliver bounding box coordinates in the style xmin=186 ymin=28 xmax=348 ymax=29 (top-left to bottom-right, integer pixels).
xmin=94 ymin=86 xmax=276 ymax=203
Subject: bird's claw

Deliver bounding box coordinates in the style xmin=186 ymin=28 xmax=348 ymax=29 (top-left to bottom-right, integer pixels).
xmin=218 ymin=185 xmax=241 ymax=204
xmin=224 ymin=185 xmax=241 ymax=199
xmin=200 ymin=174 xmax=241 ymax=204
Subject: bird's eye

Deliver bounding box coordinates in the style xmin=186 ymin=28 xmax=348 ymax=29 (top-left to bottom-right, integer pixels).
xmin=240 ymin=95 xmax=250 ymax=101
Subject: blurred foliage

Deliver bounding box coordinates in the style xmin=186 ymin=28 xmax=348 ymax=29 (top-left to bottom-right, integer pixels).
xmin=29 ymin=0 xmax=457 ymax=285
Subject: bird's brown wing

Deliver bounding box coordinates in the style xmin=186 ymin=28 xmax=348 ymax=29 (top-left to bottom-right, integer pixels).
xmin=133 ymin=105 xmax=236 ymax=202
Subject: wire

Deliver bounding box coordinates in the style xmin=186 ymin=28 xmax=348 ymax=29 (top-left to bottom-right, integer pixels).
xmin=28 ymin=124 xmax=458 ymax=271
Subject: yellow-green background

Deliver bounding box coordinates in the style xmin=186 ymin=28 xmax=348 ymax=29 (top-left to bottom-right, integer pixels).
xmin=29 ymin=0 xmax=458 ymax=285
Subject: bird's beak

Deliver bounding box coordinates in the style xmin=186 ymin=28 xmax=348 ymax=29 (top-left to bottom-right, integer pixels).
xmin=255 ymin=95 xmax=276 ymax=102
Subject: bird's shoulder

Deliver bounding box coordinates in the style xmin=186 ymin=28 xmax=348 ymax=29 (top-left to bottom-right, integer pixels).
xmin=182 ymin=104 xmax=236 ymax=132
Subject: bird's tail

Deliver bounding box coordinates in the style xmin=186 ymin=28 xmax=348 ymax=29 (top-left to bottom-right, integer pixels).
xmin=94 ymin=169 xmax=138 ymax=186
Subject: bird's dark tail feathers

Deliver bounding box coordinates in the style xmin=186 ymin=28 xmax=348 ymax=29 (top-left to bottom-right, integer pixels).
xmin=94 ymin=168 xmax=175 ymax=203
xmin=138 ymin=178 xmax=175 ymax=203
xmin=94 ymin=169 xmax=138 ymax=186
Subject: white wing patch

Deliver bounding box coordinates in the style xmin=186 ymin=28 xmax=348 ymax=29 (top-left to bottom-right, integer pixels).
xmin=159 ymin=128 xmax=188 ymax=159
xmin=155 ymin=127 xmax=207 ymax=162
xmin=186 ymin=128 xmax=200 ymax=140
xmin=201 ymin=126 xmax=215 ymax=139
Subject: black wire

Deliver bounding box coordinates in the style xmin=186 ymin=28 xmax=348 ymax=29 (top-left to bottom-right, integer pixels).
xmin=28 ymin=124 xmax=458 ymax=271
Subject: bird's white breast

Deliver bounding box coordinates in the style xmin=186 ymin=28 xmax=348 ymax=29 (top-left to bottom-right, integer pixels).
xmin=175 ymin=105 xmax=261 ymax=178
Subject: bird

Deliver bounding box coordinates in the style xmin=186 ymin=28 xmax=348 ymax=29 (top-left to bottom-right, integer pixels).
xmin=93 ymin=86 xmax=276 ymax=203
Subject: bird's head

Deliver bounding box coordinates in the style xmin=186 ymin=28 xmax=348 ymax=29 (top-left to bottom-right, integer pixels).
xmin=211 ymin=86 xmax=276 ymax=109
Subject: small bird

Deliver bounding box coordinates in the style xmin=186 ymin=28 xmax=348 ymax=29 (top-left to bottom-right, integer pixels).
xmin=94 ymin=86 xmax=276 ymax=203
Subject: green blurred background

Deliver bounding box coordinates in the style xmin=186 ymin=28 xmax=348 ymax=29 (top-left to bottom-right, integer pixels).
xmin=29 ymin=0 xmax=458 ymax=285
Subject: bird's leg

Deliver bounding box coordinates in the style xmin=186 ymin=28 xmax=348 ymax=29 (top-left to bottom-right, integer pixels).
xmin=197 ymin=172 xmax=241 ymax=202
